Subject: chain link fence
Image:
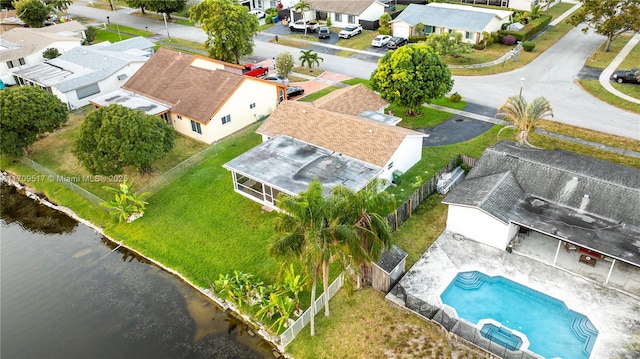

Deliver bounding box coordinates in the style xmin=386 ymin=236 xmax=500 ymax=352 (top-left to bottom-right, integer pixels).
xmin=20 ymin=158 xmax=106 ymax=207
xmin=136 ymin=142 xmax=222 ymax=196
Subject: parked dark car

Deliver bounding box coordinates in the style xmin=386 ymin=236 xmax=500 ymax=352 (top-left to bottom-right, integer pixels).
xmin=386 ymin=37 xmax=408 ymax=49
xmin=286 ymin=86 xmax=304 ymax=99
xmin=611 ymin=68 xmax=639 ymax=84
xmin=318 ymin=26 xmax=330 ymax=39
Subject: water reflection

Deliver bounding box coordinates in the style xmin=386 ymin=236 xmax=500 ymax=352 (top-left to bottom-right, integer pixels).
xmin=0 ymin=184 xmax=77 ymax=234
xmin=0 ymin=184 xmax=276 ymax=359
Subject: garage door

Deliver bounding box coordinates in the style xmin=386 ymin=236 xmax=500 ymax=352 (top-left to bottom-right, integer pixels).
xmin=392 ymin=23 xmax=410 ymax=39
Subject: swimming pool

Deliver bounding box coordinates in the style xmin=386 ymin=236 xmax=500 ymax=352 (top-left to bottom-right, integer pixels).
xmin=441 ymin=271 xmax=598 ymax=359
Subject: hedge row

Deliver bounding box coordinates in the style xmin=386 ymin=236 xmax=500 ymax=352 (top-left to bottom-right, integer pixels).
xmin=502 ymin=14 xmax=552 ymax=42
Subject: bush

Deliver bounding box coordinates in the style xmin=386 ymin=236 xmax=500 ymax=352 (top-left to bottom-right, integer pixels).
xmin=85 ymin=25 xmax=97 ymax=44
xmin=408 ymin=35 xmax=427 ymax=43
xmin=492 ymin=31 xmax=505 ymax=44
xmin=378 ymin=26 xmax=391 ymax=35
xmin=326 ymin=16 xmax=331 ymax=26
xmin=502 ymin=14 xmax=552 ymax=42
xmin=503 ymin=35 xmax=517 ymax=45
xmin=449 ymin=92 xmax=462 ymax=103
xmin=522 ymin=41 xmax=535 ymax=52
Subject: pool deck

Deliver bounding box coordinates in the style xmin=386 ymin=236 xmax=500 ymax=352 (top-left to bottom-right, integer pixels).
xmin=386 ymin=230 xmax=640 ymax=359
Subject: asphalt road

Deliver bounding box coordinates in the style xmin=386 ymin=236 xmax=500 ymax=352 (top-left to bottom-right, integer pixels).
xmin=68 ymin=1 xmax=639 ymax=140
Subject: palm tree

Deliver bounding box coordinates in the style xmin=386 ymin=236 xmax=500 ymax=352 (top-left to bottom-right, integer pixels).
xmin=268 ymin=179 xmax=335 ymax=336
xmin=332 ymin=178 xmax=394 ymax=289
xmin=45 ymin=0 xmax=72 ymax=16
xmin=496 ymin=95 xmax=554 ymax=148
xmin=294 ymin=0 xmax=311 ymax=37
xmin=299 ymin=49 xmax=323 ymax=70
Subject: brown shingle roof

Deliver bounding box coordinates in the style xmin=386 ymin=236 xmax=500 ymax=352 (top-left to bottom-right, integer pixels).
xmin=312 ymin=83 xmax=389 ymax=116
xmin=122 ymin=48 xmax=244 ymax=123
xmin=307 ymin=0 xmax=380 ymax=15
xmin=257 ymin=101 xmax=424 ymax=167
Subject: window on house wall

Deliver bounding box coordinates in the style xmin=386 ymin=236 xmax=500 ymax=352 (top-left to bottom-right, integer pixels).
xmin=177 ymin=115 xmax=182 ymax=120
xmin=190 ymin=120 xmax=202 ymax=134
xmin=250 ymin=103 xmax=256 ymax=109
xmin=279 ymin=89 xmax=284 ymax=102
xmin=348 ymin=15 xmax=355 ymax=24
xmin=465 ymin=32 xmax=473 ymax=40
xmin=448 ymin=29 xmax=453 ymax=34
xmin=425 ymin=26 xmax=434 ymax=34
xmin=335 ymin=13 xmax=342 ymax=22
xmin=6 ymin=61 xmax=14 ymax=69
xmin=221 ymin=114 xmax=231 ymax=125
xmin=18 ymin=58 xmax=25 ymax=65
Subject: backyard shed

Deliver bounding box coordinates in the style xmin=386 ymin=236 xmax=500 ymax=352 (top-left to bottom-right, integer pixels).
xmin=367 ymin=245 xmax=408 ymax=293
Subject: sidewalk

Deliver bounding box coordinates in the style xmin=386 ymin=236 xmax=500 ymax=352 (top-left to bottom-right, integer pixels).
xmin=598 ymin=33 xmax=640 ymax=105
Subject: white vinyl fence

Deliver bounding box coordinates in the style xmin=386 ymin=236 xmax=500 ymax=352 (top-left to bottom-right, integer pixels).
xmin=279 ymin=273 xmax=344 ymax=349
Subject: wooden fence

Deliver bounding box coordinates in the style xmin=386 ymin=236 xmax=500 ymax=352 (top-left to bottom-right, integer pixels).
xmin=386 ymin=154 xmax=477 ymax=231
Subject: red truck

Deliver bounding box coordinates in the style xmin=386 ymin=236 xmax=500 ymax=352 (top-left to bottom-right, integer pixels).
xmin=243 ymin=64 xmax=268 ymax=78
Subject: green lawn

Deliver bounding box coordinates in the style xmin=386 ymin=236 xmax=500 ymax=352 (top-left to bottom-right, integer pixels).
xmin=94 ymin=29 xmax=132 ymax=44
xmin=106 ymin=24 xmax=153 ymax=37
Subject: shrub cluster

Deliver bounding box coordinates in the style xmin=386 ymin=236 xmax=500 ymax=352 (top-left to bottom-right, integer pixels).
xmin=378 ymin=26 xmax=391 ymax=35
xmin=408 ymin=35 xmax=427 ymax=43
xmin=449 ymin=92 xmax=462 ymax=103
xmin=501 ymin=14 xmax=552 ymax=42
xmin=503 ymin=35 xmax=517 ymax=45
xmin=522 ymin=41 xmax=536 ymax=52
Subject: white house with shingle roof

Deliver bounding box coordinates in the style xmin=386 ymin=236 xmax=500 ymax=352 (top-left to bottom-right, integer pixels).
xmin=292 ymin=0 xmax=388 ymax=29
xmin=443 ymin=141 xmax=640 ymax=275
xmin=12 ymin=36 xmax=153 ymax=109
xmin=95 ymin=48 xmax=285 ymax=144
xmin=0 ymin=22 xmax=86 ymax=85
xmin=391 ymin=3 xmax=512 ymax=44
xmin=224 ymin=100 xmax=425 ymax=209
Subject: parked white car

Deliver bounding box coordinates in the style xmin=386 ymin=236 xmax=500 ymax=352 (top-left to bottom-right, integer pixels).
xmin=338 ymin=24 xmax=363 ymax=39
xmin=248 ymin=9 xmax=266 ymax=19
xmin=371 ymin=35 xmax=392 ymax=47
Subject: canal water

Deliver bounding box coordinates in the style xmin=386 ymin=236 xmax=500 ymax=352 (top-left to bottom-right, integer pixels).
xmin=0 ymin=184 xmax=276 ymax=359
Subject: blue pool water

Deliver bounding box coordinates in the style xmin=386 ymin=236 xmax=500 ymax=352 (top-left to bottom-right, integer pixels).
xmin=441 ymin=271 xmax=598 ymax=359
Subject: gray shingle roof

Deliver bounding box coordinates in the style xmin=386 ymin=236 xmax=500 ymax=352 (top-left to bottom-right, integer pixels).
xmin=15 ymin=40 xmax=148 ymax=93
xmin=377 ymin=245 xmax=407 ymax=273
xmin=467 ymin=141 xmax=640 ymax=226
xmin=391 ymin=3 xmax=509 ymax=32
xmin=444 ymin=141 xmax=640 ymax=266
xmin=444 ymin=171 xmax=524 ymax=223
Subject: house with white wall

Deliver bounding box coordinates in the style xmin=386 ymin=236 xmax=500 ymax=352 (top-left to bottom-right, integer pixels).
xmin=289 ymin=0 xmax=388 ymax=30
xmin=442 ymin=141 xmax=640 ymax=274
xmin=390 ymin=3 xmax=512 ymax=44
xmin=457 ymin=0 xmax=539 ymax=12
xmin=223 ymin=100 xmax=425 ymax=209
xmin=0 ymin=21 xmax=86 ymax=85
xmin=92 ymin=48 xmax=286 ymax=145
xmin=11 ymin=36 xmax=152 ymax=109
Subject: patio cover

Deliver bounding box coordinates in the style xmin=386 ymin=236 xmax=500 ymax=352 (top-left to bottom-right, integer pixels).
xmin=223 ymin=135 xmax=382 ymax=197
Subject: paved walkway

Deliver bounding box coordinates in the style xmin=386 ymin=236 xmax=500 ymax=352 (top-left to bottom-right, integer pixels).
xmin=598 ymin=33 xmax=640 ymax=105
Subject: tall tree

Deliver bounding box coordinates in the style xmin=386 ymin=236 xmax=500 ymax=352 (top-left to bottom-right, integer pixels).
xmin=294 ymin=0 xmax=311 ymax=37
xmin=298 ymin=49 xmax=323 ymax=70
xmin=190 ymin=0 xmax=259 ymax=64
xmin=0 ymin=86 xmax=68 ymax=157
xmin=125 ymin=0 xmax=149 ymax=14
xmin=332 ymin=178 xmax=394 ymax=289
xmin=145 ymin=0 xmax=186 ymax=19
xmin=496 ymin=95 xmax=554 ymax=148
xmin=567 ymin=0 xmax=640 ymax=52
xmin=13 ymin=0 xmax=51 ymax=28
xmin=73 ymin=105 xmax=175 ymax=175
xmin=268 ymin=180 xmax=347 ymax=334
xmin=275 ymin=52 xmax=295 ymax=79
xmin=371 ymin=44 xmax=453 ymax=116
xmin=45 ymin=0 xmax=72 ymax=15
